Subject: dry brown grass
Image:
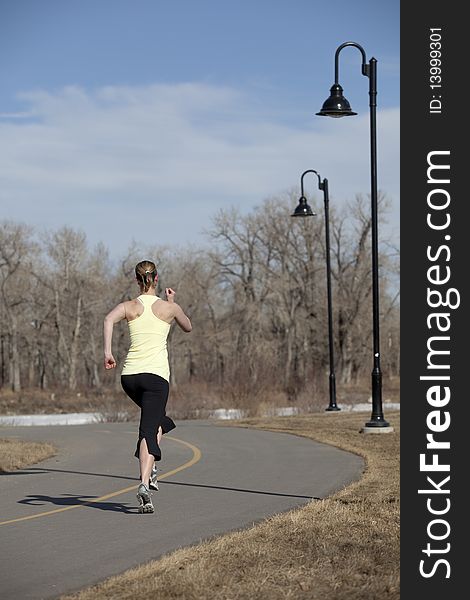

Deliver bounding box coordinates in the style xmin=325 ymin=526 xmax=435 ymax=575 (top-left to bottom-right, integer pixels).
xmin=61 ymin=410 xmax=400 ymax=600
xmin=0 ymin=387 xmax=136 ymax=416
xmin=0 ymin=438 xmax=57 ymax=472
xmin=0 ymin=377 xmax=399 ymax=418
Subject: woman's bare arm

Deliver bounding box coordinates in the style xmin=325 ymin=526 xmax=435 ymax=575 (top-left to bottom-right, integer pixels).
xmin=165 ymin=287 xmax=192 ymax=332
xmin=173 ymin=303 xmax=192 ymax=332
xmin=103 ymin=303 xmax=127 ymax=369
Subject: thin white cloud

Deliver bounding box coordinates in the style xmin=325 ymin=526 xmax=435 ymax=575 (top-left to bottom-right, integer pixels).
xmin=0 ymin=112 xmax=34 ymax=119
xmin=0 ymin=83 xmax=399 ymax=253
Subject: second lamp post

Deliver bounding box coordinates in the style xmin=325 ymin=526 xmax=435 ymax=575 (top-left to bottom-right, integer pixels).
xmin=292 ymin=170 xmax=340 ymax=412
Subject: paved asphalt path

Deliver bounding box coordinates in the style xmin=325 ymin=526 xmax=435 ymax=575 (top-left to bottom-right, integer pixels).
xmin=0 ymin=420 xmax=363 ymax=599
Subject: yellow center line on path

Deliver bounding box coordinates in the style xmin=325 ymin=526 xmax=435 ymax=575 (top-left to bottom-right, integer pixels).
xmin=0 ymin=436 xmax=201 ymax=527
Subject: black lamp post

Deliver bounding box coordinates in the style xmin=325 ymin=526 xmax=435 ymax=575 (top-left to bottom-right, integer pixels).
xmin=317 ymin=41 xmax=389 ymax=429
xmin=292 ymin=170 xmax=340 ymax=412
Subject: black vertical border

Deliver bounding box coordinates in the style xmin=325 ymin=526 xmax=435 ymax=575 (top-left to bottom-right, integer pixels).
xmin=401 ymin=2 xmax=465 ymax=598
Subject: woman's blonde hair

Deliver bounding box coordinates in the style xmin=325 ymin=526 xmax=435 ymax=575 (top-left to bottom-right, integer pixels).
xmin=135 ymin=260 xmax=157 ymax=293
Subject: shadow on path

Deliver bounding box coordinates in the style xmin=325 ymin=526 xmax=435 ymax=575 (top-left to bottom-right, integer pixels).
xmin=162 ymin=480 xmax=319 ymax=500
xmin=1 ymin=467 xmax=136 ymax=482
xmin=18 ymin=494 xmax=136 ymax=514
xmin=3 ymin=469 xmax=318 ymax=500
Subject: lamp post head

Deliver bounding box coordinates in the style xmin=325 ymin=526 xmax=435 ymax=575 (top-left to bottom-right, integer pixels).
xmin=316 ymin=84 xmax=357 ymax=117
xmin=292 ymin=196 xmax=316 ymax=217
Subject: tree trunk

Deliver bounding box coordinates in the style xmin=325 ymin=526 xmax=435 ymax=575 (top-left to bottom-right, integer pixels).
xmin=55 ymin=289 xmax=69 ymax=385
xmin=0 ymin=333 xmax=5 ymax=387
xmin=10 ymin=315 xmax=21 ymax=392
xmin=28 ymin=344 xmax=36 ymax=387
xmin=68 ymin=295 xmax=82 ymax=390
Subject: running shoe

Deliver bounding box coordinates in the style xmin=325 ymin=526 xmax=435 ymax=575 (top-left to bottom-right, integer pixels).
xmin=136 ymin=483 xmax=154 ymax=514
xmin=149 ymin=465 xmax=159 ymax=491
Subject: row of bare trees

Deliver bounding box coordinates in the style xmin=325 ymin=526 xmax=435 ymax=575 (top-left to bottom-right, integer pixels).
xmin=0 ymin=191 xmax=399 ymax=405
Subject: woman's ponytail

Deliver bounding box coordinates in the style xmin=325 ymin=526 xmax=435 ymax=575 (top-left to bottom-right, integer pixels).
xmin=135 ymin=260 xmax=157 ymax=292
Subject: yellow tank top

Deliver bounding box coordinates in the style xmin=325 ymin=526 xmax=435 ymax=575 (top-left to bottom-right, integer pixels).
xmin=121 ymin=295 xmax=171 ymax=381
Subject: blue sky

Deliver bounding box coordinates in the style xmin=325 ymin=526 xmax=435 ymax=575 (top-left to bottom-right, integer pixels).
xmin=0 ymin=0 xmax=399 ymax=256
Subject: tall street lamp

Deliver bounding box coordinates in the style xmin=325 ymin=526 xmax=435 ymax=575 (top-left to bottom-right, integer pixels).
xmin=292 ymin=169 xmax=340 ymax=412
xmin=317 ymin=41 xmax=391 ymax=430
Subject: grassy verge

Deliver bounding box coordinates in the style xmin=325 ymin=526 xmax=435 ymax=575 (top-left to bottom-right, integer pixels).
xmin=0 ymin=378 xmax=399 ymax=417
xmin=61 ymin=410 xmax=399 ymax=600
xmin=0 ymin=438 xmax=57 ymax=472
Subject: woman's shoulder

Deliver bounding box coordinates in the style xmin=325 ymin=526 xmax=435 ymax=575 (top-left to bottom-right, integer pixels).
xmin=126 ymin=297 xmax=144 ymax=306
xmin=151 ymin=298 xmax=176 ymax=322
xmin=125 ymin=297 xmax=145 ymax=321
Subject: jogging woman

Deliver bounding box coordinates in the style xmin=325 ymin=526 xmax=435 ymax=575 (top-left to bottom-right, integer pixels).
xmin=103 ymin=260 xmax=192 ymax=513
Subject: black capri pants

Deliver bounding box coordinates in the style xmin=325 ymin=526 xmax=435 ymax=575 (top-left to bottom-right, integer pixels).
xmin=121 ymin=373 xmax=176 ymax=461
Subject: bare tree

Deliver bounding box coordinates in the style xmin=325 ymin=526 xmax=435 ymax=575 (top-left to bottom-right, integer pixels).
xmin=42 ymin=227 xmax=88 ymax=390
xmin=0 ymin=221 xmax=36 ymax=391
xmin=0 ymin=193 xmax=399 ymax=412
